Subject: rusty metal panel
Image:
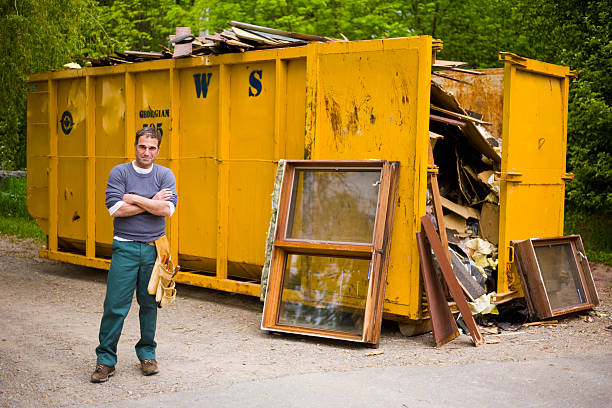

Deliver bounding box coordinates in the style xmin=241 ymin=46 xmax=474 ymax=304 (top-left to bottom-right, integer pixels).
xmin=432 ymin=68 xmax=504 ymax=139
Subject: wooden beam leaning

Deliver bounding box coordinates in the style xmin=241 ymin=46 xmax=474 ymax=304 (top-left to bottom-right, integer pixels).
xmin=427 ymin=141 xmax=451 ymax=298
xmin=427 ymin=142 xmax=449 ymax=262
xmin=427 ymin=141 xmax=478 ymax=301
xmin=429 ymin=114 xmax=465 ymax=127
xmin=431 ymin=104 xmax=492 ymax=126
xmin=421 ymin=215 xmax=484 ymax=346
xmin=416 ymin=231 xmax=459 ymax=347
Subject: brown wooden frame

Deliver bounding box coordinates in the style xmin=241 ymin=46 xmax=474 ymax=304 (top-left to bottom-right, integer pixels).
xmin=261 ymin=160 xmax=399 ymax=344
xmin=421 ymin=215 xmax=484 ymax=346
xmin=416 ymin=231 xmax=459 ymax=347
xmin=512 ymin=235 xmax=599 ymax=320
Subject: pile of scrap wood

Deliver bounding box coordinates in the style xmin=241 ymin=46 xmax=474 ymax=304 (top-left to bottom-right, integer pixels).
xmin=75 ymin=22 xmax=342 ymax=67
xmin=419 ymin=66 xmax=600 ymax=347
xmin=426 ymin=66 xmax=502 ymax=301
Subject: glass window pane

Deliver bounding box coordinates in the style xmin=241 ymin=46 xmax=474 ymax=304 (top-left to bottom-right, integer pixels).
xmin=534 ymin=243 xmax=586 ymax=310
xmin=278 ymin=254 xmax=371 ymax=335
xmin=286 ymin=169 xmax=381 ymax=243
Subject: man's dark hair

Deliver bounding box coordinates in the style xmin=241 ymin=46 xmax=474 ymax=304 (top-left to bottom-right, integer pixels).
xmin=135 ymin=127 xmax=162 ymax=147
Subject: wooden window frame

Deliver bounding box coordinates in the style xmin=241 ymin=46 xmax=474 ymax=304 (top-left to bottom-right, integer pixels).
xmin=512 ymin=235 xmax=599 ymax=320
xmin=261 ymin=160 xmax=399 ymax=344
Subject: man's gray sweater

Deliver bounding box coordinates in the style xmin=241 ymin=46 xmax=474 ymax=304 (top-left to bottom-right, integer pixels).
xmin=105 ymin=162 xmax=177 ymax=242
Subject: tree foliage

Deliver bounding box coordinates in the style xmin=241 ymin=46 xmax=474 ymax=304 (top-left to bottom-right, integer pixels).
xmin=507 ymin=0 xmax=612 ymax=213
xmin=98 ymin=0 xmax=193 ymax=51
xmin=0 ymin=0 xmax=113 ymax=169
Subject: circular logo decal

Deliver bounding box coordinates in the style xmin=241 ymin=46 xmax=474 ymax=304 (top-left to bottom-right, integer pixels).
xmin=60 ymin=111 xmax=74 ymax=135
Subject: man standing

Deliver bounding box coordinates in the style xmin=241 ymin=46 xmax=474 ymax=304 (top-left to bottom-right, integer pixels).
xmin=91 ymin=127 xmax=177 ymax=383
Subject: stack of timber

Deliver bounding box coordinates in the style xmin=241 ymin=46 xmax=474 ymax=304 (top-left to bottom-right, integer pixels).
xmin=75 ymin=21 xmax=342 ymax=67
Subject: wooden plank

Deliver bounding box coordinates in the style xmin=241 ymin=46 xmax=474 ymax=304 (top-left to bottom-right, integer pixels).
xmin=440 ymin=196 xmax=480 ymax=220
xmin=429 ymin=114 xmax=465 ymax=127
xmin=231 ymin=26 xmax=279 ymax=45
xmin=428 ymin=143 xmax=449 ymax=261
xmin=431 ymin=104 xmax=492 ymax=126
xmin=450 ymin=67 xmax=486 ymax=75
xmin=421 ymin=215 xmax=484 ymax=346
xmin=245 ymin=28 xmax=303 ymax=43
xmin=416 ymin=231 xmax=459 ymax=347
xmin=432 ymin=72 xmax=473 ymax=85
xmin=432 ymin=59 xmax=468 ymax=68
xmin=427 ymin=141 xmax=452 ymax=297
xmin=230 ymin=21 xmax=331 ymax=42
xmin=121 ymin=50 xmax=164 ymax=58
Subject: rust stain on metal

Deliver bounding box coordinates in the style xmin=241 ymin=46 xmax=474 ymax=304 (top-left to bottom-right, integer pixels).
xmin=324 ymin=94 xmax=343 ymax=150
xmin=431 ymin=68 xmax=504 ymax=139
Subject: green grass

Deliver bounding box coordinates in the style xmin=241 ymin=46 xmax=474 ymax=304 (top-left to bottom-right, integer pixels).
xmin=0 ymin=177 xmax=45 ymax=242
xmin=565 ymin=210 xmax=612 ymax=265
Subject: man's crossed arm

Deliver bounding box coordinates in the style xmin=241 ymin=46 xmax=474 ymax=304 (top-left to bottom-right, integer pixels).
xmin=112 ymin=189 xmax=174 ymax=217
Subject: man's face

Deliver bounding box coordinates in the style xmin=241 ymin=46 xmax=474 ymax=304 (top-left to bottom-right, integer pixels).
xmin=134 ymin=135 xmax=160 ymax=169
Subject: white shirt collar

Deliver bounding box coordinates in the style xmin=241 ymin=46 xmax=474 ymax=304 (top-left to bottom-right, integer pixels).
xmin=132 ymin=161 xmax=153 ymax=174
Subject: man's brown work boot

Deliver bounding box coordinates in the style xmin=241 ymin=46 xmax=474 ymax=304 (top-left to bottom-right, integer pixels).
xmin=140 ymin=359 xmax=159 ymax=376
xmin=90 ymin=364 xmax=115 ymax=383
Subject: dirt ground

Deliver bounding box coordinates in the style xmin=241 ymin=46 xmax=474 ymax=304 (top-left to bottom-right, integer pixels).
xmin=0 ymin=234 xmax=611 ymax=407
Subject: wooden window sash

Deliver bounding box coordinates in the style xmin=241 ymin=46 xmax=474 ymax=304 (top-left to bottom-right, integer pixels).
xmin=262 ymin=160 xmax=399 ymax=344
xmin=281 ymin=164 xmax=383 ymax=244
xmin=513 ymin=236 xmax=599 ymax=319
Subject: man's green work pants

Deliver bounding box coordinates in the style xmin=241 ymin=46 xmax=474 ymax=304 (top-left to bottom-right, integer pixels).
xmin=96 ymin=240 xmax=158 ymax=366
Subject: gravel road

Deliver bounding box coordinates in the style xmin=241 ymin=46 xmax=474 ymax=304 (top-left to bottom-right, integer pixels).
xmin=0 ymin=235 xmax=611 ymax=407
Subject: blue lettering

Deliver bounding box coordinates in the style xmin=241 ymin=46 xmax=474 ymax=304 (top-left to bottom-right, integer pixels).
xmin=194 ymin=73 xmax=213 ymax=98
xmin=248 ymin=70 xmax=263 ymax=97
